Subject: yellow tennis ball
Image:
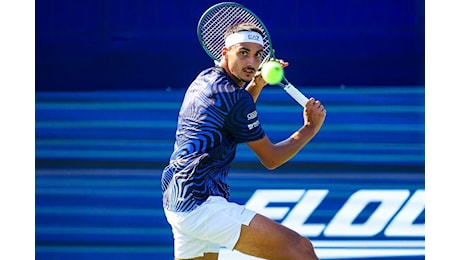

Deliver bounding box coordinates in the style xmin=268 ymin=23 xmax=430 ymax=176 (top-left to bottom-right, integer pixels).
xmin=261 ymin=61 xmax=284 ymax=85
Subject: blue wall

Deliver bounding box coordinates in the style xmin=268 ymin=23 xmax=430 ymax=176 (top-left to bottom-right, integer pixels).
xmin=36 ymin=0 xmax=425 ymax=91
xmin=35 ymin=87 xmax=424 ymax=170
xmin=35 ymin=87 xmax=425 ymax=260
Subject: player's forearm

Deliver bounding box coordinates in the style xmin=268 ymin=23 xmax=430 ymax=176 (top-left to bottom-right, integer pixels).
xmin=269 ymin=125 xmax=318 ymax=168
xmin=245 ymin=81 xmax=263 ymax=102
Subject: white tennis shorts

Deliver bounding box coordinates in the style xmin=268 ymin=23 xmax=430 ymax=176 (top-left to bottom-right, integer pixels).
xmin=164 ymin=196 xmax=257 ymax=258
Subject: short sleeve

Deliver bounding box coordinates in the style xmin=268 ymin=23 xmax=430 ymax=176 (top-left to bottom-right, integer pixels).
xmin=224 ymin=91 xmax=265 ymax=143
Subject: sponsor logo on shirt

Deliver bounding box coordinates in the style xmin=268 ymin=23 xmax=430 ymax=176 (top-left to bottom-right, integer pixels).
xmin=247 ymin=110 xmax=260 ymax=130
xmin=247 ymin=110 xmax=258 ymax=120
xmin=248 ymin=120 xmax=260 ymax=130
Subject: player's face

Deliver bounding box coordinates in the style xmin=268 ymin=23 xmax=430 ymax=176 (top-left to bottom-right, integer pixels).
xmin=225 ymin=42 xmax=263 ymax=86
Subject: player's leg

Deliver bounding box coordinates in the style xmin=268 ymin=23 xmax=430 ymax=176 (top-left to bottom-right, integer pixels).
xmin=175 ymin=252 xmax=218 ymax=260
xmin=234 ymin=214 xmax=319 ymax=260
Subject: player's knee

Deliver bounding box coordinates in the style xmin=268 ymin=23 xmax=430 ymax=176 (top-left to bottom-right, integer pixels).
xmin=289 ymin=236 xmax=318 ymax=260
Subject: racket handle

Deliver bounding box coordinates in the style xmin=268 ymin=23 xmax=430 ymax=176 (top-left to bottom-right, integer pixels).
xmin=283 ymin=83 xmax=309 ymax=107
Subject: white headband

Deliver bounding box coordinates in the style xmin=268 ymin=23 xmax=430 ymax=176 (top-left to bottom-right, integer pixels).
xmin=224 ymin=31 xmax=264 ymax=48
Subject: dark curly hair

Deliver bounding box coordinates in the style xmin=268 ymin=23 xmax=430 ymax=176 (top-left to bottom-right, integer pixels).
xmin=224 ymin=23 xmax=263 ymax=41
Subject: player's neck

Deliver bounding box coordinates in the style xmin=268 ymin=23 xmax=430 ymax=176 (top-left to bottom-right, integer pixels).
xmin=220 ymin=63 xmax=246 ymax=87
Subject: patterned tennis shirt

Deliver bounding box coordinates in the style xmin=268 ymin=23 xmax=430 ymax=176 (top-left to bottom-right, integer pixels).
xmin=161 ymin=66 xmax=265 ymax=212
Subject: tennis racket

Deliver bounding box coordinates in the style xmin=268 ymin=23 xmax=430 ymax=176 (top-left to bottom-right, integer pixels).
xmin=197 ymin=2 xmax=309 ymax=107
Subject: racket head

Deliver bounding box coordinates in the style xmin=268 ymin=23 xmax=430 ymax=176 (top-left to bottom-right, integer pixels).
xmin=197 ymin=2 xmax=274 ymax=65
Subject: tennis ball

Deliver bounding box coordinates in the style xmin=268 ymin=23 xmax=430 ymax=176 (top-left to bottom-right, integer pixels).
xmin=261 ymin=61 xmax=283 ymax=85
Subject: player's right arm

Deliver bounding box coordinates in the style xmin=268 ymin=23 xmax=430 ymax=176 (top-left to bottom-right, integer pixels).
xmin=245 ymin=71 xmax=267 ymax=102
xmin=245 ymin=59 xmax=289 ymax=103
xmin=246 ymin=98 xmax=326 ymax=170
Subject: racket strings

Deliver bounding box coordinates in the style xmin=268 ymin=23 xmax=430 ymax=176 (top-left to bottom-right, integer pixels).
xmin=198 ymin=5 xmax=271 ymax=62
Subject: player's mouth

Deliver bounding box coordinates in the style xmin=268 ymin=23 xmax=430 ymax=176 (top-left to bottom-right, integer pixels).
xmin=243 ymin=67 xmax=255 ymax=75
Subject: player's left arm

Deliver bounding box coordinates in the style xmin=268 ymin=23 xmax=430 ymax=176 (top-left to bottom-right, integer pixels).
xmin=246 ymin=98 xmax=326 ymax=170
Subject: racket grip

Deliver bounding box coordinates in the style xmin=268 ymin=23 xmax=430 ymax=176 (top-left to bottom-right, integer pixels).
xmin=284 ymin=83 xmax=309 ymax=107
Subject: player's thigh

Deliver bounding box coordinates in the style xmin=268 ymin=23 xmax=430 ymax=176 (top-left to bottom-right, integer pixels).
xmin=175 ymin=252 xmax=218 ymax=260
xmin=234 ymin=213 xmax=315 ymax=259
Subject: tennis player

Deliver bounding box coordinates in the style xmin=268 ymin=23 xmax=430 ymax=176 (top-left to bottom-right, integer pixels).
xmin=161 ymin=23 xmax=325 ymax=260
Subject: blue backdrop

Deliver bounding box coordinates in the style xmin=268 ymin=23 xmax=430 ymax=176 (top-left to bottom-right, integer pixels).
xmin=35 ymin=0 xmax=424 ymax=91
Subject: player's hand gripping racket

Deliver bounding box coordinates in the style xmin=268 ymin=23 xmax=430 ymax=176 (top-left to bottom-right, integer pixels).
xmin=197 ymin=2 xmax=309 ymax=107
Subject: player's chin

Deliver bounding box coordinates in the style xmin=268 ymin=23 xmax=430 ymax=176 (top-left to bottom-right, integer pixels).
xmin=241 ymin=72 xmax=255 ymax=82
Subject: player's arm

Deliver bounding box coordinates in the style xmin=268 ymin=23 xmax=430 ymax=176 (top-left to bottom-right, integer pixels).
xmin=247 ymin=126 xmax=317 ymax=170
xmin=246 ymin=98 xmax=326 ymax=170
xmin=245 ymin=71 xmax=267 ymax=102
xmin=245 ymin=59 xmax=289 ymax=102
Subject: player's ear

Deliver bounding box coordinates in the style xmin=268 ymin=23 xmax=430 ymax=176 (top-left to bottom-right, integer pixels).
xmin=222 ymin=47 xmax=228 ymax=57
xmin=220 ymin=47 xmax=229 ymax=64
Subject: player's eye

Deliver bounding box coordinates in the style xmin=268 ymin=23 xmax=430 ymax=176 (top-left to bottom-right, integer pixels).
xmin=240 ymin=50 xmax=249 ymax=56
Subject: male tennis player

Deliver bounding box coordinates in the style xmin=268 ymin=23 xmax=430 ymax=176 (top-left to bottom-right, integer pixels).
xmin=161 ymin=23 xmax=325 ymax=260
